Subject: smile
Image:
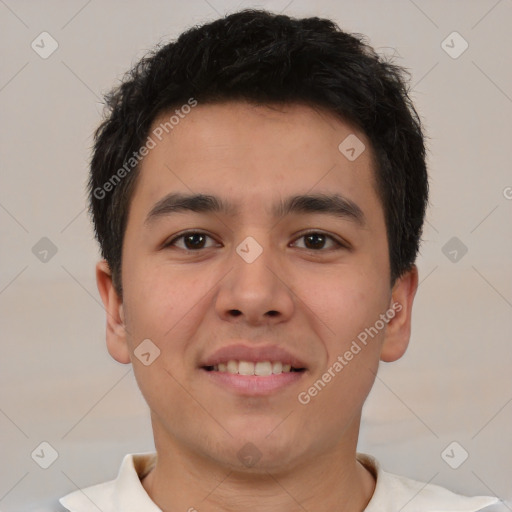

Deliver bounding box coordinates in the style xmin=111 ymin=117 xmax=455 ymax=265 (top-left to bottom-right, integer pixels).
xmin=200 ymin=363 xmax=306 ymax=396
xmin=203 ymin=360 xmax=305 ymax=375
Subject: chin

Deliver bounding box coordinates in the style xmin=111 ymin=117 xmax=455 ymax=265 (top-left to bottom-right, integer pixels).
xmin=216 ymin=430 xmax=306 ymax=473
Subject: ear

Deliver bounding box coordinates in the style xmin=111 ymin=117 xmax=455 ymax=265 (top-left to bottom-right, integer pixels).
xmin=380 ymin=265 xmax=419 ymax=363
xmin=95 ymin=260 xmax=131 ymax=364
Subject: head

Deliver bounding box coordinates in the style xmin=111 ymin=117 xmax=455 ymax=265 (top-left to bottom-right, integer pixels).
xmin=93 ymin=9 xmax=428 ymax=474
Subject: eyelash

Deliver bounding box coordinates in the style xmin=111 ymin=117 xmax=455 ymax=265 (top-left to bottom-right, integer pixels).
xmin=163 ymin=230 xmax=347 ymax=252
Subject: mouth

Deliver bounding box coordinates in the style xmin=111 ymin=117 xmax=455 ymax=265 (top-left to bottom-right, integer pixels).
xmin=198 ymin=343 xmax=309 ymax=395
xmin=200 ymin=360 xmax=307 ymax=396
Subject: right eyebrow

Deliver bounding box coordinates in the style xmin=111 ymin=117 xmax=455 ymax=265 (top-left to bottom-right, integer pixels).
xmin=144 ymin=193 xmax=237 ymax=227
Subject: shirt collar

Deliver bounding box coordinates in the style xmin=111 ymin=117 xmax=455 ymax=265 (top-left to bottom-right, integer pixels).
xmin=60 ymin=452 xmax=499 ymax=512
xmin=114 ymin=452 xmax=159 ymax=511
xmin=59 ymin=452 xmax=159 ymax=512
xmin=357 ymin=453 xmax=499 ymax=512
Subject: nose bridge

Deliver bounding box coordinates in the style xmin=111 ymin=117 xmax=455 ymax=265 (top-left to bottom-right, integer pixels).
xmin=214 ymin=230 xmax=294 ymax=323
xmin=233 ymin=231 xmax=281 ymax=294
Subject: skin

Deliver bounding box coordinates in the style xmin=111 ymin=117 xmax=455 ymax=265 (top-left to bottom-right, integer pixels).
xmin=96 ymin=101 xmax=418 ymax=512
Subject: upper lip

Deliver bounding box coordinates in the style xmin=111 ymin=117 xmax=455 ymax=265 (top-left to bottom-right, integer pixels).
xmin=199 ymin=343 xmax=308 ymax=369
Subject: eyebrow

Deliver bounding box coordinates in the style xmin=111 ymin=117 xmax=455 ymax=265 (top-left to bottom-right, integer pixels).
xmin=144 ymin=192 xmax=366 ymax=227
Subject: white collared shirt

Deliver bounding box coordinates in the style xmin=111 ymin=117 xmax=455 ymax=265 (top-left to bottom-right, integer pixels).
xmin=59 ymin=452 xmax=503 ymax=512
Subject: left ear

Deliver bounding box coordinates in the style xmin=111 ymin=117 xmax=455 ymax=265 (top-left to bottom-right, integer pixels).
xmin=380 ymin=265 xmax=419 ymax=362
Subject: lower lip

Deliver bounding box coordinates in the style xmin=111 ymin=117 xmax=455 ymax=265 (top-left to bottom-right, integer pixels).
xmin=200 ymin=369 xmax=306 ymax=395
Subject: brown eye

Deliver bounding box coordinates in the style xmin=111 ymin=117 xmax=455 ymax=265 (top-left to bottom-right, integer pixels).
xmin=164 ymin=231 xmax=217 ymax=250
xmin=291 ymin=231 xmax=345 ymax=251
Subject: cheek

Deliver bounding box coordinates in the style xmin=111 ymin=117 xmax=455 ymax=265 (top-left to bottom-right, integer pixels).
xmin=121 ymin=269 xmax=202 ymax=415
xmin=121 ymin=263 xmax=216 ymax=399
xmin=303 ymin=264 xmax=389 ymax=338
xmin=123 ymin=259 xmax=205 ymax=335
xmin=297 ymin=283 xmax=386 ymax=422
xmin=304 ymin=266 xmax=389 ymax=403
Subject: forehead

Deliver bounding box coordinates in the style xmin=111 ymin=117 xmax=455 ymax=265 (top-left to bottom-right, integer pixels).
xmin=129 ymin=101 xmax=382 ymax=225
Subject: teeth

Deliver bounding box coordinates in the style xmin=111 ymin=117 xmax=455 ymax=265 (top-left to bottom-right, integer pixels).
xmin=272 ymin=361 xmax=283 ymax=374
xmin=239 ymin=361 xmax=254 ymax=376
xmin=227 ymin=360 xmax=238 ymax=374
xmin=255 ymin=361 xmax=272 ymax=376
xmin=211 ymin=360 xmax=299 ymax=375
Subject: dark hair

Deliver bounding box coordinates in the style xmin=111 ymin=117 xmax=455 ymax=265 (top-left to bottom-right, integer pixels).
xmin=88 ymin=8 xmax=428 ymax=296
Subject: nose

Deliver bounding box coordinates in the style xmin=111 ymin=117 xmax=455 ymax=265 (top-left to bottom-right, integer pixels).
xmin=214 ymin=238 xmax=295 ymax=326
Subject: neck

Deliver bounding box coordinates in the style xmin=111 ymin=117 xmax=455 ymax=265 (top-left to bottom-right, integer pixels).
xmin=141 ymin=420 xmax=375 ymax=512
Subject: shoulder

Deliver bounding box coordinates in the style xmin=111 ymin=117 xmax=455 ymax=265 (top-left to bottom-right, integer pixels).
xmin=58 ymin=452 xmax=158 ymax=512
xmin=357 ymin=453 xmax=502 ymax=512
xmin=59 ymin=479 xmax=116 ymax=512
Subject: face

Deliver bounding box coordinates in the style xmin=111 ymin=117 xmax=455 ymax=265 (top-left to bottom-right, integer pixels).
xmin=97 ymin=101 xmax=417 ymax=473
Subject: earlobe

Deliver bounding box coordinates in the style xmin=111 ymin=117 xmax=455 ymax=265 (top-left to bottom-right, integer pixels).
xmin=95 ymin=260 xmax=131 ymax=364
xmin=380 ymin=265 xmax=419 ymax=363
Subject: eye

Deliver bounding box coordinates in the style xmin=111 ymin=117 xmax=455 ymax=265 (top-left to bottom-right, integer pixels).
xmin=163 ymin=231 xmax=218 ymax=251
xmin=163 ymin=230 xmax=347 ymax=252
xmin=291 ymin=231 xmax=346 ymax=251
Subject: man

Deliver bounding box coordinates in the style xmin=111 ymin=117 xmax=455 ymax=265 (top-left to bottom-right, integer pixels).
xmin=60 ymin=9 xmax=500 ymax=512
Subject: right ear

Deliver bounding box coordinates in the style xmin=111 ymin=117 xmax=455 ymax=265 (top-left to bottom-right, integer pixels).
xmin=95 ymin=260 xmax=131 ymax=364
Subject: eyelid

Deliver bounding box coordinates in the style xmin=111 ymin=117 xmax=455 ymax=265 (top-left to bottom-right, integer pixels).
xmin=290 ymin=229 xmax=349 ymax=250
xmin=163 ymin=229 xmax=349 ymax=251
xmin=162 ymin=230 xmax=219 ymax=250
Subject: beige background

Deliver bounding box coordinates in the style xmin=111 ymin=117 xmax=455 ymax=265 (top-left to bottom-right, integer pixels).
xmin=1 ymin=0 xmax=511 ymax=510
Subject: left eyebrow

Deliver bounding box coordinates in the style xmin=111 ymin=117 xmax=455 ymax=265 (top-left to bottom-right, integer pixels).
xmin=273 ymin=193 xmax=366 ymax=226
xmin=144 ymin=192 xmax=366 ymax=227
